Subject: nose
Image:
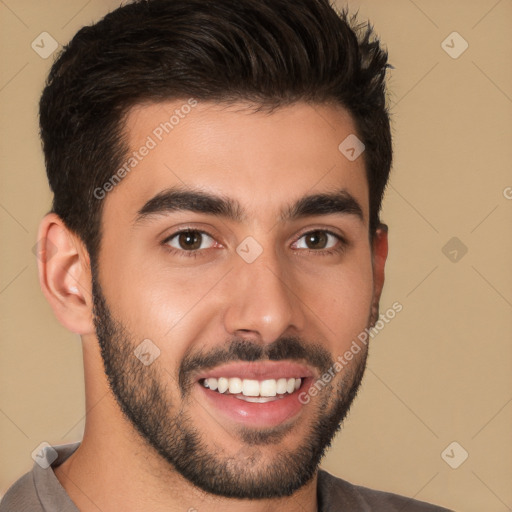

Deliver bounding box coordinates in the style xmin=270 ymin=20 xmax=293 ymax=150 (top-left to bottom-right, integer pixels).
xmin=222 ymin=248 xmax=306 ymax=345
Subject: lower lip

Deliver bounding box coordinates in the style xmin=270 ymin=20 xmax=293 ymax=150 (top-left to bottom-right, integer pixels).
xmin=197 ymin=378 xmax=312 ymax=428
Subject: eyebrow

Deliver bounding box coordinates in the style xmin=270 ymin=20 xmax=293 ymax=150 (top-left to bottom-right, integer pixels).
xmin=134 ymin=185 xmax=364 ymax=225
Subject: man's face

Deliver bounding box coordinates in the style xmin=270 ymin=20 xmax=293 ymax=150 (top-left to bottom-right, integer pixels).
xmin=92 ymin=100 xmax=381 ymax=498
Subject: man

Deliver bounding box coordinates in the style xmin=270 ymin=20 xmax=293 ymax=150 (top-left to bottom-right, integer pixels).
xmin=0 ymin=0 xmax=453 ymax=510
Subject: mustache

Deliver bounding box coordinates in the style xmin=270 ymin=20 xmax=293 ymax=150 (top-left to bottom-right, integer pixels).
xmin=179 ymin=336 xmax=333 ymax=395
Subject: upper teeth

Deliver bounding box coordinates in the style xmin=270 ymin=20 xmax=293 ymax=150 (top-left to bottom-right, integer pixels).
xmin=202 ymin=377 xmax=302 ymax=397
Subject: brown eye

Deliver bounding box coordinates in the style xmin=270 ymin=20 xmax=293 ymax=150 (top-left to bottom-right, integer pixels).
xmin=165 ymin=230 xmax=215 ymax=252
xmin=295 ymin=230 xmax=340 ymax=251
xmin=303 ymin=231 xmax=329 ymax=249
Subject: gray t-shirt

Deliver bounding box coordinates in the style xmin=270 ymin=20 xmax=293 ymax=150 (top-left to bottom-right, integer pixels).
xmin=0 ymin=443 xmax=454 ymax=511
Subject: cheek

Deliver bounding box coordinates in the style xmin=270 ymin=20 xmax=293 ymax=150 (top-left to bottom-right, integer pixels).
xmin=298 ymin=247 xmax=374 ymax=347
xmin=99 ymin=243 xmax=229 ymax=365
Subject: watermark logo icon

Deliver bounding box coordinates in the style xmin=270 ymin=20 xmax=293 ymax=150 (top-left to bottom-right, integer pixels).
xmin=441 ymin=441 xmax=468 ymax=469
xmin=31 ymin=32 xmax=59 ymax=59
xmin=442 ymin=237 xmax=468 ymax=263
xmin=134 ymin=339 xmax=161 ymax=366
xmin=236 ymin=236 xmax=263 ymax=263
xmin=31 ymin=442 xmax=58 ymax=469
xmin=441 ymin=32 xmax=468 ymax=59
xmin=32 ymin=237 xmax=58 ymax=262
xmin=338 ymin=134 xmax=365 ymax=161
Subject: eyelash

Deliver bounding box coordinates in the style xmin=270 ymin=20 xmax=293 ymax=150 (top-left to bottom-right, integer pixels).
xmin=161 ymin=228 xmax=348 ymax=259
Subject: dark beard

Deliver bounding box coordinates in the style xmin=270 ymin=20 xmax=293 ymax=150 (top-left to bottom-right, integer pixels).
xmin=91 ymin=273 xmax=368 ymax=499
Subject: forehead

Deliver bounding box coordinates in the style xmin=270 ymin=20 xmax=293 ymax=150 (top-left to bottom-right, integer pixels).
xmin=105 ymin=99 xmax=369 ymax=225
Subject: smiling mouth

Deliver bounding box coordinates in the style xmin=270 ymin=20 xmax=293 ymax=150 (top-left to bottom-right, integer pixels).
xmin=200 ymin=377 xmax=303 ymax=402
xmin=195 ymin=361 xmax=314 ymax=427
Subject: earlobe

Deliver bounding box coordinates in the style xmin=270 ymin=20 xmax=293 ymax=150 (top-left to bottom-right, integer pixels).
xmin=370 ymin=223 xmax=388 ymax=325
xmin=36 ymin=213 xmax=95 ymax=335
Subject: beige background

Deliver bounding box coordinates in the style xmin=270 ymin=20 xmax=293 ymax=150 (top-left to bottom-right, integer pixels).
xmin=1 ymin=1 xmax=511 ymax=510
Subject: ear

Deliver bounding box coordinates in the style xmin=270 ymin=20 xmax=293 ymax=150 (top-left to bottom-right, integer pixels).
xmin=36 ymin=213 xmax=95 ymax=335
xmin=369 ymin=223 xmax=389 ymax=326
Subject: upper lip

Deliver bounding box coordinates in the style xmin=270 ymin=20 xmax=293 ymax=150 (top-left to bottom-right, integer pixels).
xmin=195 ymin=361 xmax=315 ymax=381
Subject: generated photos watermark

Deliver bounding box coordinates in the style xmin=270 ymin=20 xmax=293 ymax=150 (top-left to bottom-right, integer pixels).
xmin=93 ymin=98 xmax=198 ymax=200
xmin=298 ymin=301 xmax=403 ymax=404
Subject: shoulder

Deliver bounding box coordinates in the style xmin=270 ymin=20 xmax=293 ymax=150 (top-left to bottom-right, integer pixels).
xmin=317 ymin=468 xmax=454 ymax=512
xmin=0 ymin=470 xmax=43 ymax=512
xmin=0 ymin=442 xmax=81 ymax=512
